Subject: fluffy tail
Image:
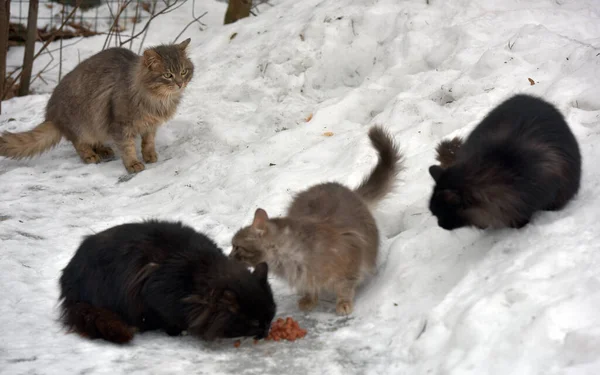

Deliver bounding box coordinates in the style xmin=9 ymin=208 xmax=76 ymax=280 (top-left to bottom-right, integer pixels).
xmin=435 ymin=136 xmax=463 ymax=169
xmin=0 ymin=121 xmax=62 ymax=160
xmin=60 ymin=301 xmax=134 ymax=344
xmin=354 ymin=125 xmax=404 ymax=206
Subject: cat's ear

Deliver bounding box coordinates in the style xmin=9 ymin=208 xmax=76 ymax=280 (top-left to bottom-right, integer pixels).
xmin=177 ymin=38 xmax=191 ymax=52
xmin=442 ymin=189 xmax=461 ymax=206
xmin=143 ymin=49 xmax=161 ymax=68
xmin=429 ymin=165 xmax=443 ymax=182
xmin=251 ymin=208 xmax=269 ymax=233
xmin=253 ymin=262 xmax=269 ymax=285
xmin=220 ymin=290 xmax=239 ymax=313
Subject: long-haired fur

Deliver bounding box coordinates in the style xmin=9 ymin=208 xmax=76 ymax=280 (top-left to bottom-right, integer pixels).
xmin=58 ymin=220 xmax=276 ymax=344
xmin=0 ymin=39 xmax=193 ymax=174
xmin=428 ymin=94 xmax=582 ymax=230
xmin=229 ymin=125 xmax=404 ymax=316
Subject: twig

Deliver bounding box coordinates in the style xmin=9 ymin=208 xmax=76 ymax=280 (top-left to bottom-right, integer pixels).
xmin=173 ymin=0 xmax=206 ymax=43
xmin=137 ymin=0 xmax=158 ymax=54
xmin=102 ymin=0 xmax=133 ymax=50
xmin=120 ymin=0 xmax=186 ymax=48
xmin=30 ymin=54 xmax=56 ymax=86
xmin=252 ymin=0 xmax=273 ymax=14
xmin=129 ymin=1 xmax=141 ymax=50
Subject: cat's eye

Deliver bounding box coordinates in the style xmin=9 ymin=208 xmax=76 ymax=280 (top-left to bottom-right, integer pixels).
xmin=181 ymin=69 xmax=188 ymax=76
xmin=163 ymin=73 xmax=173 ymax=79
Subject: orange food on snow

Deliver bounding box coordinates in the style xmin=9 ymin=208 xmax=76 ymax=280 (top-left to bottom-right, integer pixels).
xmin=266 ymin=317 xmax=307 ymax=342
xmin=528 ymin=78 xmax=535 ymax=86
xmin=323 ymin=132 xmax=334 ymax=137
xmin=234 ymin=340 xmax=241 ymax=348
xmin=305 ymin=113 xmax=313 ymax=122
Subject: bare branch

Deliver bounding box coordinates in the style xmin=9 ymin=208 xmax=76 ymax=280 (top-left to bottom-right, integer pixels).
xmin=120 ymin=0 xmax=186 ymax=48
xmin=173 ymin=0 xmax=206 ymax=43
xmin=3 ymin=3 xmax=81 ymax=99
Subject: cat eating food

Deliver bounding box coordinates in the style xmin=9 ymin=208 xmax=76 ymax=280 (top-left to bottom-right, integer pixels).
xmin=428 ymin=94 xmax=582 ymax=230
xmin=230 ymin=125 xmax=405 ymax=316
xmin=0 ymin=39 xmax=194 ymax=173
xmin=58 ymin=220 xmax=276 ymax=344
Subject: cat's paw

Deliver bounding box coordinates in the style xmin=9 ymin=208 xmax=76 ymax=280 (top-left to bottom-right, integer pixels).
xmin=125 ymin=161 xmax=146 ymax=174
xmin=142 ymin=149 xmax=158 ymax=163
xmin=82 ymin=154 xmax=101 ymax=164
xmin=335 ymin=300 xmax=353 ymax=316
xmin=298 ymin=295 xmax=319 ymax=311
xmin=95 ymin=145 xmax=115 ymax=160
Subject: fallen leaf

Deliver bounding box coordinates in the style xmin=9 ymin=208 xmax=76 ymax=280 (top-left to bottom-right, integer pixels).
xmin=299 ymin=33 xmax=305 ymax=41
xmin=305 ymin=113 xmax=313 ymax=122
xmin=230 ymin=32 xmax=238 ymax=40
xmin=323 ymin=132 xmax=334 ymax=137
xmin=528 ymin=78 xmax=535 ymax=86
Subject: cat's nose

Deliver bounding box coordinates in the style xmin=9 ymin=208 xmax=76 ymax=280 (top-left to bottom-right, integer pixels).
xmin=175 ymin=81 xmax=183 ymax=88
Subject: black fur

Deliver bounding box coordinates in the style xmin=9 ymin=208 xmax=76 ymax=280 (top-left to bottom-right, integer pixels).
xmin=428 ymin=94 xmax=581 ymax=230
xmin=58 ymin=220 xmax=276 ymax=344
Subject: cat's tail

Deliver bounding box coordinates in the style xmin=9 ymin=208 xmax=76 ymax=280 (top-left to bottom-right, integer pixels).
xmin=60 ymin=301 xmax=135 ymax=344
xmin=435 ymin=136 xmax=463 ymax=169
xmin=0 ymin=121 xmax=62 ymax=160
xmin=354 ymin=125 xmax=404 ymax=207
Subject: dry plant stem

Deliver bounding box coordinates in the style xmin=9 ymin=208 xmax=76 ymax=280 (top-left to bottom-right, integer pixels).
xmin=120 ymin=0 xmax=187 ymax=50
xmin=128 ymin=2 xmax=141 ymax=50
xmin=2 ymin=3 xmax=80 ymax=100
xmin=173 ymin=0 xmax=207 ymax=44
xmin=102 ymin=0 xmax=133 ymax=51
xmin=29 ymin=48 xmax=56 ymax=87
xmin=137 ymin=0 xmax=157 ymax=54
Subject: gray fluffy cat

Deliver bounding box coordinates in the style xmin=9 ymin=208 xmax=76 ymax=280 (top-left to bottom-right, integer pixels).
xmin=230 ymin=126 xmax=405 ymax=315
xmin=0 ymin=39 xmax=194 ymax=173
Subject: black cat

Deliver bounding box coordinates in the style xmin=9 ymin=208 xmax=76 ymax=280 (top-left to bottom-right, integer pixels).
xmin=429 ymin=94 xmax=581 ymax=230
xmin=58 ymin=220 xmax=276 ymax=344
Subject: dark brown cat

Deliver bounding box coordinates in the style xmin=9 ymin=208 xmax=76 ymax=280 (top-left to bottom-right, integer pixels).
xmin=59 ymin=220 xmax=276 ymax=344
xmin=230 ymin=126 xmax=405 ymax=316
xmin=428 ymin=94 xmax=582 ymax=230
xmin=0 ymin=39 xmax=194 ymax=173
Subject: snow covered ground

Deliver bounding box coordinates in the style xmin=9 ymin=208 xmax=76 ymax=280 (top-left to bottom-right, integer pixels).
xmin=2 ymin=0 xmax=600 ymax=374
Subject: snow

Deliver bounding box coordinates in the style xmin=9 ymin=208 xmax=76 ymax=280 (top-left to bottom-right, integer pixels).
xmin=2 ymin=0 xmax=600 ymax=374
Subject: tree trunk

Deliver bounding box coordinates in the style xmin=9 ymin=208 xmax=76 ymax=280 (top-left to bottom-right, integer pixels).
xmin=19 ymin=0 xmax=38 ymax=97
xmin=0 ymin=0 xmax=11 ymax=114
xmin=224 ymin=0 xmax=252 ymax=25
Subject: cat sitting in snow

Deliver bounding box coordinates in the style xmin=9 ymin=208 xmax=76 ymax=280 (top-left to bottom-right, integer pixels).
xmin=428 ymin=94 xmax=581 ymax=230
xmin=59 ymin=220 xmax=276 ymax=344
xmin=230 ymin=126 xmax=405 ymax=316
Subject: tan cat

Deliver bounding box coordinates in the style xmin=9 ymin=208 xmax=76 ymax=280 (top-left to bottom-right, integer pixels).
xmin=0 ymin=39 xmax=194 ymax=173
xmin=230 ymin=126 xmax=405 ymax=315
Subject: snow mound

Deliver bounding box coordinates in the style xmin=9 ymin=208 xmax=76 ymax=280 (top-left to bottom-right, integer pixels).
xmin=1 ymin=0 xmax=600 ymax=374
